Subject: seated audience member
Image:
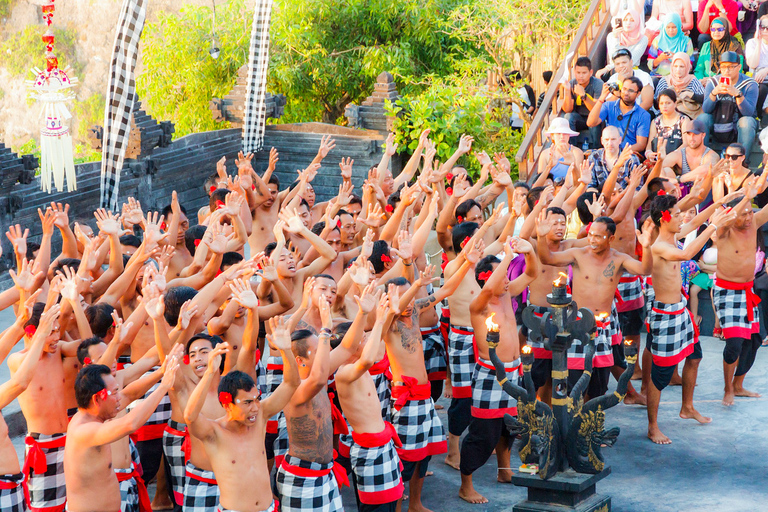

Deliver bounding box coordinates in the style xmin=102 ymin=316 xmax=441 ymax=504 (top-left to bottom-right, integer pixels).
xmin=738 ymin=0 xmax=761 ymax=40
xmin=588 ymin=126 xmax=642 ymax=189
xmin=646 ymin=0 xmax=694 ymax=41
xmin=699 ymin=51 xmax=759 ymax=162
xmin=561 ymin=56 xmax=604 ymax=148
xmin=745 ymin=15 xmax=768 ymax=115
xmin=655 ymin=52 xmax=705 ymax=119
xmin=695 ymin=17 xmax=745 ymax=79
xmin=605 ymin=10 xmax=649 ymax=71
xmin=588 ymin=76 xmax=652 ymax=152
xmin=603 ymin=49 xmax=655 ymax=110
xmin=697 ymin=0 xmax=741 ymax=47
xmin=647 ymin=89 xmax=690 ymax=163
xmin=537 ymin=118 xmax=584 ymax=181
xmin=536 ymin=70 xmax=554 ymax=112
xmin=661 ymin=118 xmax=721 ymax=176
xmin=648 ymin=13 xmax=694 ymax=76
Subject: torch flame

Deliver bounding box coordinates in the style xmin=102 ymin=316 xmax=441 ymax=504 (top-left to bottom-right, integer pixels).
xmin=553 ymin=272 xmax=568 ymax=287
xmin=596 ymin=312 xmax=609 ymax=322
xmin=624 ymin=338 xmax=632 ymax=346
xmin=486 ymin=313 xmax=499 ymax=332
xmin=522 ymin=345 xmax=532 ymax=355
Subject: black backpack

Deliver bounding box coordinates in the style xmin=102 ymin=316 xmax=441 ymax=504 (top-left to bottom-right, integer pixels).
xmin=709 ymin=77 xmax=756 ymax=143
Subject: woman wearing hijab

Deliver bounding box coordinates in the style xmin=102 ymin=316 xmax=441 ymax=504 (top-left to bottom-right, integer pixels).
xmin=605 ymin=10 xmax=649 ymax=69
xmin=655 ymin=52 xmax=706 ymax=118
xmin=646 ymin=0 xmax=694 ymax=41
xmin=694 ymin=17 xmax=744 ymax=79
xmin=648 ymin=13 xmax=694 ymax=76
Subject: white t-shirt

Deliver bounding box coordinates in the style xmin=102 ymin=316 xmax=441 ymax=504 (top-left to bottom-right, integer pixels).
xmin=745 ymin=38 xmax=768 ymax=71
xmin=607 ymin=69 xmax=653 ymax=88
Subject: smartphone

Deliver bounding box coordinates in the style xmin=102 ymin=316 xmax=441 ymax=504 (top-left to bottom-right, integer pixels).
xmin=720 ymin=76 xmax=731 ymax=86
xmin=613 ymin=17 xmax=622 ymax=28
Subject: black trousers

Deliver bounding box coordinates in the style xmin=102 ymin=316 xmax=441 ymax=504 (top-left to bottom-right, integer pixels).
xmin=447 ymin=397 xmax=471 ymax=436
xmin=459 ymin=416 xmax=511 ymax=476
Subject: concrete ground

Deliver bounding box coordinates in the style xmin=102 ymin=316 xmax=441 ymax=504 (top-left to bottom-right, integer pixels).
xmin=3 ymin=329 xmax=766 ymax=511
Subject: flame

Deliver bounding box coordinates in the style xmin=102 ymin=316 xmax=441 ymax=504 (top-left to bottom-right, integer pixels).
xmin=596 ymin=312 xmax=609 ymax=322
xmin=486 ymin=313 xmax=499 ymax=332
xmin=553 ymin=272 xmax=568 ymax=287
xmin=624 ymin=338 xmax=633 ymax=346
xmin=522 ymin=345 xmax=532 ymax=355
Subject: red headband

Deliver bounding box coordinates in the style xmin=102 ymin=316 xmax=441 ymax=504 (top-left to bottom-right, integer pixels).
xmin=194 ymin=239 xmax=202 ymax=247
xmin=457 ymin=216 xmax=464 ymax=223
xmin=96 ymin=388 xmax=110 ymax=401
xmin=210 ymin=186 xmax=217 ymax=194
xmin=656 ymin=189 xmax=666 ymax=196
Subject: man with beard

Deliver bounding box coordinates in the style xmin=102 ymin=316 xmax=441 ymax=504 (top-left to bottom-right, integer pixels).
xmin=661 ymin=118 xmax=720 ymax=177
xmin=587 ymin=76 xmax=652 ymax=152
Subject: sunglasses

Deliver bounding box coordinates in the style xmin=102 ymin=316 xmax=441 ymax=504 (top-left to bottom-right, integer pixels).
xmin=761 ymin=25 xmax=768 ymax=30
xmin=711 ymin=27 xmax=726 ymax=33
xmin=724 ymin=153 xmax=744 ymax=160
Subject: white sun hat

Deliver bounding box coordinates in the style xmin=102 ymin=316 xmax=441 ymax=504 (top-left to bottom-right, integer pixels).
xmin=545 ymin=117 xmax=579 ymax=137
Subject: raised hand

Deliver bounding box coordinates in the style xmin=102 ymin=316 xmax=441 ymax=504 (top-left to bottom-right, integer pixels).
xmin=387 ymin=283 xmax=402 ymax=316
xmin=277 ymin=207 xmax=306 ymax=234
xmin=493 ymin=152 xmax=511 ymax=173
xmin=536 ymin=209 xmax=552 ymax=238
xmin=317 ymin=134 xmax=337 ymax=159
xmin=268 ymin=147 xmax=279 ymax=172
xmin=384 ymin=132 xmax=398 ymax=156
xmin=475 ymin=150 xmax=492 ymax=166
xmin=300 ymin=276 xmax=316 ymax=311
xmin=216 ymin=156 xmax=228 ymax=181
xmin=491 ymin=165 xmax=513 ymax=187
xmin=59 ymin=266 xmax=80 ymax=302
xmin=178 ymin=300 xmax=200 ymax=330
xmin=466 ymin=238 xmax=484 ymax=264
xmin=396 ymin=230 xmax=413 ymax=261
xmin=203 ymin=222 xmax=233 ymax=254
xmin=267 ymin=316 xmax=292 ymax=351
xmin=272 ymin=219 xmax=286 ymax=249
xmin=10 ymin=258 xmax=43 ymax=292
xmin=360 ymin=202 xmax=386 ymax=228
xmin=6 ymin=224 xmax=28 ymax=256
xmin=579 ymin=160 xmax=594 ymax=184
xmin=637 ymin=217 xmax=656 ymax=247
xmin=39 ymin=207 xmax=56 ymax=236
xmin=339 ymin=157 xmax=354 ymax=181
xmin=318 ymin=294 xmax=333 ymax=328
xmin=452 ymin=174 xmax=471 ymax=198
xmin=416 ymin=265 xmax=440 ymax=287
xmin=457 ymin=134 xmax=474 ymax=155
xmin=354 ymin=281 xmax=380 ymax=314
xmin=585 ymin=194 xmax=606 ymax=219
xmin=349 ymin=257 xmax=373 ymax=286
xmin=123 ymin=197 xmax=145 ymax=228
xmin=229 ymin=278 xmax=259 ymax=309
xmin=510 ymin=236 xmax=533 ymax=254
xmin=156 ymin=245 xmax=175 ymax=270
xmin=375 ymin=293 xmax=391 ymax=323
xmin=50 ymin=202 xmax=70 ymax=229
xmin=36 ymin=303 xmax=61 ymax=339
xmin=95 ymin=208 xmax=121 ymax=235
xmin=223 ymin=190 xmax=245 ymax=217
xmin=254 ymin=254 xmax=279 ymax=282
xmin=709 ymin=205 xmax=735 ymax=228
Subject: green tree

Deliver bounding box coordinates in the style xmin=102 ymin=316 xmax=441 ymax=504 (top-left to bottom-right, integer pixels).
xmin=0 ymin=25 xmax=81 ymax=78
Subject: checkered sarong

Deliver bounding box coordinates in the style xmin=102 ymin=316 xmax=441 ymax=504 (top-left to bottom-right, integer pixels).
xmin=218 ymin=502 xmax=275 ymax=512
xmin=276 ymin=455 xmax=344 ymax=512
xmin=0 ymin=473 xmax=25 ymax=512
xmin=183 ymin=463 xmax=219 ymax=512
xmin=100 ymin=0 xmax=146 ymax=210
xmin=421 ymin=326 xmax=447 ymax=381
xmin=265 ymin=354 xmax=283 ymax=435
xmin=273 ymin=413 xmax=289 ymax=463
xmin=648 ymin=299 xmax=698 ymax=366
xmin=567 ymin=317 xmax=613 ymax=369
xmin=368 ymin=355 xmax=392 ymax=421
xmin=448 ymin=326 xmax=475 ymax=398
xmin=350 ymin=424 xmax=403 ymax=505
xmin=471 ymin=358 xmax=521 ymax=419
xmin=644 ymin=276 xmax=656 ymax=322
xmin=115 ymin=467 xmax=139 ymax=512
xmin=126 ymin=368 xmax=172 ymax=440
xmin=242 ymin=0 xmax=274 ymax=153
xmin=616 ymin=273 xmax=644 ymax=312
xmin=163 ymin=420 xmax=188 ymax=505
xmin=389 ymin=387 xmax=446 ymax=462
xmin=24 ymin=432 xmax=66 ymax=511
xmin=713 ymin=278 xmax=761 ymax=339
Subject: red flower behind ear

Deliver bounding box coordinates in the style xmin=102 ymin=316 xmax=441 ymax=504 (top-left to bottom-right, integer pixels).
xmin=24 ymin=325 xmax=36 ymax=337
xmin=656 ymin=189 xmax=666 ymax=196
xmin=96 ymin=389 xmax=109 ymax=401
xmin=446 ymin=173 xmax=454 ymax=181
xmin=183 ymin=355 xmax=190 ymax=365
xmin=336 ymin=220 xmax=342 ymax=228
xmin=252 ymin=184 xmax=256 ymax=191
xmin=216 ymin=200 xmax=225 ymax=210
xmin=380 ymin=254 xmax=392 ymax=263
xmin=661 ymin=210 xmax=672 ymax=223
xmin=462 ymin=236 xmax=471 ymax=248
xmin=478 ymin=270 xmax=493 ymax=281
xmin=194 ymin=239 xmax=202 ymax=247
xmin=210 ymin=186 xmax=217 ymax=194
xmin=446 ymin=187 xmax=453 ymax=196
xmin=160 ymin=222 xmax=167 ymax=230
xmin=83 ymin=357 xmax=92 ymax=365
xmin=219 ymin=392 xmax=233 ymax=405
xmin=457 ymin=216 xmax=464 ymax=223
xmin=385 ymin=204 xmax=394 ymax=213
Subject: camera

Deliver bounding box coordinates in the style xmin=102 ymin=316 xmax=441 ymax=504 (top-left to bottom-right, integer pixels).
xmin=608 ymin=82 xmax=621 ymax=94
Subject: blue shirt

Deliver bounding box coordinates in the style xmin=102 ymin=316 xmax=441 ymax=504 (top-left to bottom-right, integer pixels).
xmin=598 ymin=100 xmax=651 ymax=148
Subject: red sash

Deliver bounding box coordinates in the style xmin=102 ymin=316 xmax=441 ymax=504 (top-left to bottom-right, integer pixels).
xmin=0 ymin=478 xmax=21 ymax=490
xmin=368 ymin=353 xmax=392 ymax=380
xmin=391 ymin=376 xmax=431 ymax=411
xmin=129 ymin=423 xmax=167 ymax=443
xmin=715 ymin=278 xmax=761 ymax=322
xmin=280 ymin=450 xmax=350 ymax=489
xmin=115 ymin=463 xmax=152 ymax=512
xmin=327 ymin=392 xmax=349 ymax=435
xmin=24 ymin=435 xmax=66 ymax=475
xmin=164 ymin=423 xmax=191 ymax=463
xmin=351 ymin=422 xmax=402 ymax=449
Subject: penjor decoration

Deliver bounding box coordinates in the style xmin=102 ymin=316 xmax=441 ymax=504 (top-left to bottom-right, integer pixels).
xmin=242 ymin=0 xmax=274 ymax=153
xmin=26 ymin=0 xmax=78 ymax=193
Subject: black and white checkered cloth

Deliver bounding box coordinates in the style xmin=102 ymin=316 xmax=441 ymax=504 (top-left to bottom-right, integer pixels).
xmin=421 ymin=326 xmax=447 ymax=381
xmin=648 ymin=299 xmax=698 ymax=366
xmin=265 ymin=354 xmax=283 ymax=435
xmin=100 ymin=0 xmax=146 ymax=210
xmin=713 ymin=280 xmax=761 ymax=339
xmin=163 ymin=420 xmax=187 ymax=505
xmin=218 ymin=501 xmax=276 ymax=512
xmin=448 ymin=326 xmax=475 ymax=398
xmin=389 ymin=394 xmax=446 ymax=462
xmin=616 ymin=273 xmax=644 ymax=312
xmin=242 ymin=0 xmax=274 ymax=153
xmin=350 ymin=426 xmax=403 ymax=505
xmin=115 ymin=466 xmax=139 ymax=512
xmin=273 ymin=413 xmax=290 ymax=462
xmin=276 ymin=455 xmax=344 ymax=512
xmin=372 ymin=372 xmax=391 ymax=422
xmin=184 ymin=463 xmax=219 ymax=512
xmin=471 ymin=358 xmax=521 ymax=419
xmin=24 ymin=432 xmax=66 ymax=511
xmin=125 ymin=367 xmax=172 ymax=429
xmin=568 ymin=317 xmax=614 ymax=369
xmin=0 ymin=473 xmax=25 ymax=512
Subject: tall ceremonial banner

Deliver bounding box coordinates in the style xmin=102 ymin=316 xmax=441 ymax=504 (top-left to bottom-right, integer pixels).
xmin=100 ymin=0 xmax=147 ymax=211
xmin=242 ymin=0 xmax=274 ymax=153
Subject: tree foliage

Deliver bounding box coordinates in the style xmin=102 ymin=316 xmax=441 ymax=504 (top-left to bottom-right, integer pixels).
xmin=0 ymin=25 xmax=80 ymax=78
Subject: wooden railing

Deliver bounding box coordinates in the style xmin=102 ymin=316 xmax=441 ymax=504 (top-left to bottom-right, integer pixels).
xmin=514 ymin=0 xmax=613 ymax=180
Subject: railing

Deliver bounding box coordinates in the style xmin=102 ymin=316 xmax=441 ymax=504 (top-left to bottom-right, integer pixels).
xmin=514 ymin=0 xmax=613 ymax=181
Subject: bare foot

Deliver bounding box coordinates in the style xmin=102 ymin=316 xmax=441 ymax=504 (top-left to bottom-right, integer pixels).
xmin=734 ymin=387 xmax=762 ymax=398
xmin=408 ymin=503 xmax=435 ymax=512
xmin=670 ymin=373 xmax=683 ymax=386
xmin=623 ymin=392 xmax=647 ymax=406
xmin=679 ymin=408 xmax=712 ymax=424
xmin=444 ymin=454 xmax=461 ymax=470
xmin=631 ymin=369 xmax=642 ymax=380
xmin=425 ymin=471 xmax=434 ymax=477
xmin=648 ymin=426 xmax=671 ymax=445
xmin=723 ymin=391 xmax=735 ymax=406
xmin=497 ymin=468 xmax=513 ymax=483
xmin=459 ymin=486 xmax=489 ymax=504
xmin=434 ymin=403 xmax=444 ymax=410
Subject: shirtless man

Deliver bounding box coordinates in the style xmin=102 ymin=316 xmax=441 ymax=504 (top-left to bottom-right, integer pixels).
xmin=460 ymin=238 xmax=537 ymax=504
xmin=713 ymin=183 xmax=768 ymax=406
xmin=0 ymin=304 xmax=57 ymax=512
xmin=335 ymin=291 xmax=403 ymax=511
xmin=161 ymin=192 xmax=194 ymax=279
xmin=248 ymin=148 xmax=281 ymax=254
xmin=646 ymin=194 xmax=730 ymax=443
xmin=64 ymin=356 xmax=179 ymax=512
xmin=183 ymin=316 xmax=299 ymax=512
xmin=661 ymin=118 xmax=719 ymax=177
xmin=537 ymin=214 xmax=653 ymax=398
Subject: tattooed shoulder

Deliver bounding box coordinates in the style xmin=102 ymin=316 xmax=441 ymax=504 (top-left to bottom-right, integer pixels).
xmin=295 ymin=320 xmax=318 ymax=335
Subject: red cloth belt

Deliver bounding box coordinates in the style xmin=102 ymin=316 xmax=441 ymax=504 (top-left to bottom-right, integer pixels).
xmin=0 ymin=478 xmax=21 ymax=490
xmin=614 ymin=288 xmax=623 ymax=304
xmin=280 ymin=450 xmax=350 ymax=489
xmin=620 ymin=275 xmax=641 ymax=283
xmin=186 ymin=468 xmax=217 ymax=485
xmin=715 ymin=278 xmax=761 ymax=322
xmin=130 ymin=423 xmax=168 ymax=443
xmin=24 ymin=435 xmax=66 ymax=475
xmin=368 ymin=353 xmax=392 ymax=380
xmin=164 ymin=423 xmax=191 ymax=463
xmin=327 ymin=392 xmax=349 ymax=435
xmin=351 ymin=422 xmax=403 ymax=449
xmin=596 ymin=318 xmax=610 ymax=330
xmin=266 ymin=420 xmax=278 ymax=434
xmin=266 ymin=363 xmax=283 ymax=371
xmin=391 ymin=376 xmax=431 ymax=411
xmin=116 ymin=463 xmax=152 ymax=512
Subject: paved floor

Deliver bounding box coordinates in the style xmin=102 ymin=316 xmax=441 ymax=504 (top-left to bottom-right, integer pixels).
xmin=4 ymin=333 xmax=767 ymax=511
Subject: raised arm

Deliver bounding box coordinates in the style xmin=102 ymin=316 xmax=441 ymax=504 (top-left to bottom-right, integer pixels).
xmin=536 ymin=210 xmax=579 ymax=266
xmin=336 ymin=293 xmax=392 ymax=383
xmin=184 ymin=344 xmax=229 ymax=441
xmin=393 ymin=129 xmax=430 ymax=190
xmin=290 ymin=299 xmax=332 ymax=405
xmin=261 ymin=316 xmax=300 ymax=418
